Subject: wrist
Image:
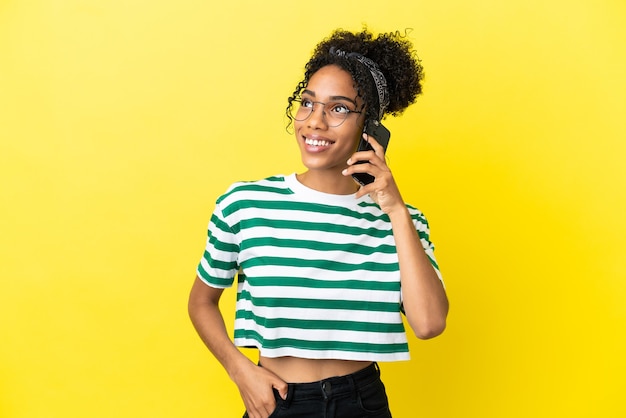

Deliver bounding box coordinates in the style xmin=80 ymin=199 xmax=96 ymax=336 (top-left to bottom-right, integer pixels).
xmin=386 ymin=204 xmax=410 ymax=221
xmin=226 ymin=353 xmax=255 ymax=383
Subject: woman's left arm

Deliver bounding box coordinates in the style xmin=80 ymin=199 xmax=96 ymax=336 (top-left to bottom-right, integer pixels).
xmin=345 ymin=134 xmax=449 ymax=339
xmin=384 ymin=205 xmax=448 ymax=339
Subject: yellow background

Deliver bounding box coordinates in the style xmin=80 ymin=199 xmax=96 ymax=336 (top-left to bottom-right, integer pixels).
xmin=1 ymin=1 xmax=625 ymax=417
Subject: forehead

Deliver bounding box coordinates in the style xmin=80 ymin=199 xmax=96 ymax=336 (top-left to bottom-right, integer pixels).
xmin=305 ymin=65 xmax=358 ymax=100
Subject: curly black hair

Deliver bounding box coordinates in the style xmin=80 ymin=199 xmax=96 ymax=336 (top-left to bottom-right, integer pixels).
xmin=286 ymin=28 xmax=424 ymax=125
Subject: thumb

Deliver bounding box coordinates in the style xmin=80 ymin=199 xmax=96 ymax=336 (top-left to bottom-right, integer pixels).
xmin=273 ymin=381 xmax=288 ymax=400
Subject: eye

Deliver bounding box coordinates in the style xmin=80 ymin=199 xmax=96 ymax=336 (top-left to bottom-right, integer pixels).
xmin=330 ymin=103 xmax=350 ymax=114
xmin=300 ymin=98 xmax=314 ymax=108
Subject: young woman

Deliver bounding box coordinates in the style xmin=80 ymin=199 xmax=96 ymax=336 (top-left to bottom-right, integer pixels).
xmin=188 ymin=28 xmax=449 ymax=418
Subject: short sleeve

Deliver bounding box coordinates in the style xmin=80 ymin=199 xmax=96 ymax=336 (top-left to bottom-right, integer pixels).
xmin=196 ymin=200 xmax=240 ymax=288
xmin=411 ymin=209 xmax=444 ymax=284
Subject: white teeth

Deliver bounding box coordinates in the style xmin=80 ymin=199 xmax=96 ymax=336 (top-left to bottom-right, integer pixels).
xmin=305 ymin=138 xmax=331 ymax=147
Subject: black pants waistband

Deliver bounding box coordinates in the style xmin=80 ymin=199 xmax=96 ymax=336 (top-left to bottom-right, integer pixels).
xmin=285 ymin=362 xmax=380 ymax=400
xmin=244 ymin=362 xmax=391 ymax=417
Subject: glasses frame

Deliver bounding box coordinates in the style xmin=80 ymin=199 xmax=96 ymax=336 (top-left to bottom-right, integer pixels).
xmin=291 ymin=97 xmax=363 ymax=127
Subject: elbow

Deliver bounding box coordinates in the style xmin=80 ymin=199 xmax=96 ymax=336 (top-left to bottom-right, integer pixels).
xmin=187 ymin=297 xmax=199 ymax=321
xmin=412 ymin=319 xmax=446 ymax=340
xmin=405 ymin=291 xmax=449 ymax=340
xmin=406 ymin=311 xmax=447 ymax=340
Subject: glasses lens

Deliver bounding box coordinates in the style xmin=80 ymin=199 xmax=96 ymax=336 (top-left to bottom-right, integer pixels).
xmin=292 ymin=99 xmax=350 ymax=127
xmin=293 ymin=100 xmax=312 ymax=121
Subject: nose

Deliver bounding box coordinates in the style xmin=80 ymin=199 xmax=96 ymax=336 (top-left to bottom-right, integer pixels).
xmin=307 ymin=103 xmax=328 ymax=129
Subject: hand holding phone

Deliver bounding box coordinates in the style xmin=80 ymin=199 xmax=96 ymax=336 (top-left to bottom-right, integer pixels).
xmin=351 ymin=120 xmax=391 ymax=186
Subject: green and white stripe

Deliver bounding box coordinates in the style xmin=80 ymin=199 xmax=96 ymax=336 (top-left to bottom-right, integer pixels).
xmin=197 ymin=174 xmax=441 ymax=361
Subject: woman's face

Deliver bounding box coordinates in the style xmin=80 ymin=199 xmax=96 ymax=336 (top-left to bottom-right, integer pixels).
xmin=294 ymin=65 xmax=365 ymax=175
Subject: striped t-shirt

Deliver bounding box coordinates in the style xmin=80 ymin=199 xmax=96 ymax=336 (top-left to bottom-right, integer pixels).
xmin=196 ymin=174 xmax=442 ymax=362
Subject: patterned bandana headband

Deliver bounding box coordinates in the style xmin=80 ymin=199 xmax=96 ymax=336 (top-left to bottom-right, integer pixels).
xmin=329 ymin=47 xmax=390 ymax=121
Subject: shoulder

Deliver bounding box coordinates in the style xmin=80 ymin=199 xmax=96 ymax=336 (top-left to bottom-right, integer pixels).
xmin=405 ymin=203 xmax=427 ymax=220
xmin=216 ymin=174 xmax=292 ymax=205
xmin=404 ymin=203 xmax=432 ymax=232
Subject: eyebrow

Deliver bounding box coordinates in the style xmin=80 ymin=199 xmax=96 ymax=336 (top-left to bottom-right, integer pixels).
xmin=302 ymin=89 xmax=358 ymax=106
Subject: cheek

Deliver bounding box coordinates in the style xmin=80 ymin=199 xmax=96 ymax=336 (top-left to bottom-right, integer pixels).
xmin=293 ymin=120 xmax=304 ymax=136
xmin=346 ymin=122 xmax=364 ymax=144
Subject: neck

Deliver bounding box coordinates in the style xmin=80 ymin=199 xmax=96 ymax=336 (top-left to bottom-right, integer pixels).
xmin=296 ymin=170 xmax=359 ymax=195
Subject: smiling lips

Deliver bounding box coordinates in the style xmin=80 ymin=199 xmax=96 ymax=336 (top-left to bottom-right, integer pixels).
xmin=305 ymin=137 xmax=333 ymax=148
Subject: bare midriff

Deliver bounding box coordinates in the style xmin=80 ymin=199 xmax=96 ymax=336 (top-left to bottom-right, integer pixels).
xmin=259 ymin=356 xmax=373 ymax=383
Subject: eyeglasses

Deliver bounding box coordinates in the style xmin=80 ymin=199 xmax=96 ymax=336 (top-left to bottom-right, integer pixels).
xmin=291 ymin=97 xmax=362 ymax=127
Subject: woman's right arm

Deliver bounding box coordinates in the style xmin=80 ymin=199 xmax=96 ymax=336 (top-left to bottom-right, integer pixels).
xmin=188 ymin=276 xmax=287 ymax=418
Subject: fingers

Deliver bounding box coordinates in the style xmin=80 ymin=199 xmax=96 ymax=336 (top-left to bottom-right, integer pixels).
xmin=238 ymin=367 xmax=288 ymax=418
xmin=240 ymin=385 xmax=276 ymax=418
xmin=344 ymin=134 xmax=405 ymax=207
xmin=273 ymin=380 xmax=288 ymax=400
xmin=350 ymin=134 xmax=386 ymax=165
xmin=363 ymin=133 xmax=385 ymax=158
xmin=344 ymin=135 xmax=389 ymax=184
